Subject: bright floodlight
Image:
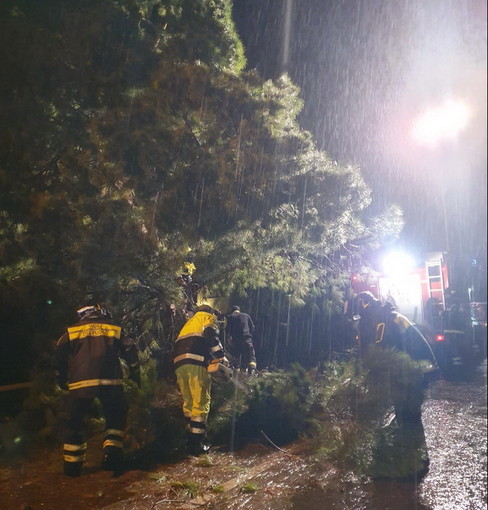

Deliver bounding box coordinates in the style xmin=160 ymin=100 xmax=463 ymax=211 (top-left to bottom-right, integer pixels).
xmin=382 ymin=250 xmax=416 ymax=277
xmin=412 ymin=100 xmax=470 ymax=145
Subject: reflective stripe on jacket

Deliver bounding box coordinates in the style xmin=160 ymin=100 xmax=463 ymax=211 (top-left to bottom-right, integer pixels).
xmin=55 ymin=318 xmax=139 ymax=397
xmin=383 ymin=311 xmax=437 ymax=365
xmin=173 ymin=311 xmax=224 ymax=370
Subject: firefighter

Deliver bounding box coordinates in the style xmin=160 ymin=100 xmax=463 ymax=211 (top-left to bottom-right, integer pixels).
xmin=355 ymin=292 xmax=435 ymax=363
xmin=225 ymin=305 xmax=257 ymax=375
xmin=355 ymin=291 xmax=438 ymax=423
xmin=173 ymin=304 xmax=228 ymax=455
xmin=54 ymin=304 xmax=140 ymax=477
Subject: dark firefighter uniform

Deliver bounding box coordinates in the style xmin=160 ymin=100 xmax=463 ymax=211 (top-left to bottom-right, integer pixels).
xmin=355 ymin=291 xmax=438 ymax=424
xmin=54 ymin=305 xmax=140 ymax=477
xmin=173 ymin=304 xmax=227 ymax=455
xmin=356 ymin=292 xmax=437 ymax=366
xmin=225 ymin=306 xmax=257 ymax=374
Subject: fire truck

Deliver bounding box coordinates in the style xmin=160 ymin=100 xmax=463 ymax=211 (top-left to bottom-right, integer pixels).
xmin=351 ymin=251 xmax=487 ymax=370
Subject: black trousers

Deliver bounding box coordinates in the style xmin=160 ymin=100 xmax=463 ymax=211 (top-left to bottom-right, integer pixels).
xmin=231 ymin=336 xmax=256 ymax=369
xmin=62 ymin=385 xmax=128 ymax=470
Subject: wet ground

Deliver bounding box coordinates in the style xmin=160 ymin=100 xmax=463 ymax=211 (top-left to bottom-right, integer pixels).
xmin=0 ymin=360 xmax=486 ymax=509
xmin=288 ymin=360 xmax=487 ymax=510
xmin=0 ymin=437 xmax=335 ymax=510
xmin=418 ymin=360 xmax=487 ymax=510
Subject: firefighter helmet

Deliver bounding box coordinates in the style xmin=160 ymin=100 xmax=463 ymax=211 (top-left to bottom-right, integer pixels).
xmin=357 ymin=291 xmax=378 ymax=308
xmin=353 ymin=291 xmax=381 ymax=319
xmin=77 ymin=304 xmax=111 ymax=320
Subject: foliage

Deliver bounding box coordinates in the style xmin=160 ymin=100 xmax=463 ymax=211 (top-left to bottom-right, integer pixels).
xmin=209 ymin=363 xmax=316 ymax=446
xmin=0 ymin=0 xmax=403 ymax=387
xmin=123 ymin=360 xmax=187 ymax=461
xmin=208 ymin=346 xmax=427 ymax=479
xmin=240 ymin=482 xmax=259 ymax=493
xmin=4 ymin=367 xmax=65 ymax=452
xmin=310 ymin=346 xmax=428 ymax=476
xmin=196 ymin=454 xmax=214 ymax=467
xmin=5 ymin=344 xmax=427 ymax=482
xmin=168 ymin=479 xmax=201 ymax=499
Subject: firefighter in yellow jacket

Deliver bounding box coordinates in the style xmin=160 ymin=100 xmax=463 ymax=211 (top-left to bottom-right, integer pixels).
xmin=173 ymin=304 xmax=228 ymax=455
xmin=54 ymin=304 xmax=140 ymax=477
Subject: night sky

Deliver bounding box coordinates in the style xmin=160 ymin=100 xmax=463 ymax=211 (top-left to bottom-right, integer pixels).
xmin=233 ymin=0 xmax=487 ymax=284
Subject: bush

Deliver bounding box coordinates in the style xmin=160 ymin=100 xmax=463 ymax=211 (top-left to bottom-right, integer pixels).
xmin=124 ymin=360 xmax=187 ymax=465
xmin=208 ymin=346 xmax=429 ymax=480
xmin=4 ymin=346 xmax=429 ymax=480
xmin=209 ymin=364 xmax=314 ymax=447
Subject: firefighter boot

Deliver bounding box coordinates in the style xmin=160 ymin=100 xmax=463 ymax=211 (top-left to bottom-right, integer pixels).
xmin=102 ymin=446 xmax=125 ymax=477
xmin=187 ymin=432 xmax=210 ymax=456
xmin=64 ymin=460 xmax=82 ymax=477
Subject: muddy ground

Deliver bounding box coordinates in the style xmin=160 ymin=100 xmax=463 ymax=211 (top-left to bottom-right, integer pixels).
xmin=0 ymin=435 xmax=351 ymax=510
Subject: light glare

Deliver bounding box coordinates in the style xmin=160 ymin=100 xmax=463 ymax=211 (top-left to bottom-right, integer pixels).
xmin=382 ymin=250 xmax=416 ymax=277
xmin=412 ymin=100 xmax=470 ymax=145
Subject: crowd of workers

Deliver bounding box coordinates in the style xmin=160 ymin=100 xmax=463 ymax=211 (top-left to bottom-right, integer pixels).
xmin=53 ymin=288 xmax=438 ymax=477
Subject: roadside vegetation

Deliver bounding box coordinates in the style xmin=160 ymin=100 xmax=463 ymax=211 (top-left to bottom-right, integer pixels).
xmin=4 ymin=345 xmax=428 ymax=480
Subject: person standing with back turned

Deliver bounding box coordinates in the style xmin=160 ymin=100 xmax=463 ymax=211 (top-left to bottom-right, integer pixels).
xmin=226 ymin=305 xmax=257 ymax=375
xmin=173 ymin=304 xmax=228 ymax=455
xmin=54 ymin=304 xmax=140 ymax=477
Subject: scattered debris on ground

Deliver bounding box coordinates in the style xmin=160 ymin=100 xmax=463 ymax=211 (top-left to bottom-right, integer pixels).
xmin=0 ymin=437 xmax=347 ymax=510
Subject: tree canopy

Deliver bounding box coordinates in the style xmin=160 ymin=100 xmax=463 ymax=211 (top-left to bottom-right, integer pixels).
xmin=0 ymin=0 xmax=403 ymax=378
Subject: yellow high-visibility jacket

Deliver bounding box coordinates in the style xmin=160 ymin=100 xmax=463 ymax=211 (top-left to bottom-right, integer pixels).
xmin=173 ymin=311 xmax=225 ymax=370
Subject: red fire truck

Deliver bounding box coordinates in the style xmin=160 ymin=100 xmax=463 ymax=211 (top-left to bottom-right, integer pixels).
xmin=351 ymin=251 xmax=487 ymax=370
